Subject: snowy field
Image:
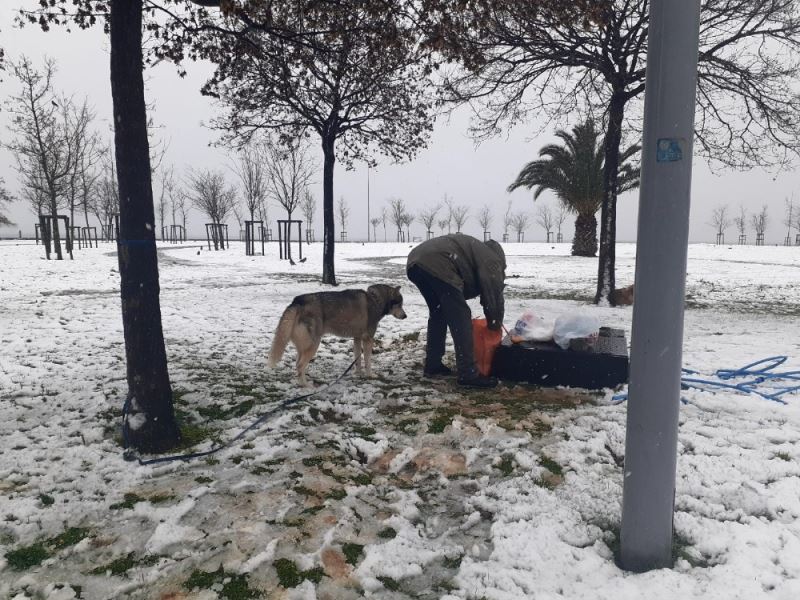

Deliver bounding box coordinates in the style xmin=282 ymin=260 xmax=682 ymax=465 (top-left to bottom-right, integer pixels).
xmin=1 ymin=238 xmax=800 ymax=600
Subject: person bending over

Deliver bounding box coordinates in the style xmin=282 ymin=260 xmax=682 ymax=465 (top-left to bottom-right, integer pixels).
xmin=406 ymin=233 xmax=506 ymax=388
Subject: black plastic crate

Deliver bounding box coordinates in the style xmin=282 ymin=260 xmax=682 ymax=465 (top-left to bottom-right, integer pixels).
xmin=492 ymin=327 xmax=629 ymax=390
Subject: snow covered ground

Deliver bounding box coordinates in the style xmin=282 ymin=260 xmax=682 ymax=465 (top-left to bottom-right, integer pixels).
xmin=1 ymin=238 xmax=799 ymax=600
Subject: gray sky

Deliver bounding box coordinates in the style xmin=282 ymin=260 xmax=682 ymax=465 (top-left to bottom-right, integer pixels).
xmin=1 ymin=5 xmax=798 ymax=243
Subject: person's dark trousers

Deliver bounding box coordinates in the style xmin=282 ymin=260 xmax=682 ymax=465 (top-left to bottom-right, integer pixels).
xmin=407 ymin=264 xmax=478 ymax=378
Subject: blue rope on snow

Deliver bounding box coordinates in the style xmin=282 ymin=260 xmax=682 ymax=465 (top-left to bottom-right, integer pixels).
xmin=612 ymin=356 xmax=800 ymax=405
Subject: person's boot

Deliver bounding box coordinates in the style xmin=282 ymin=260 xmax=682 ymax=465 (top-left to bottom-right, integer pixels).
xmin=424 ymin=362 xmax=453 ymax=377
xmin=457 ymin=372 xmax=498 ymax=388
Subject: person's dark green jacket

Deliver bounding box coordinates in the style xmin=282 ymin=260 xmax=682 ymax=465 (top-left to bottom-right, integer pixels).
xmin=407 ymin=233 xmax=506 ymax=329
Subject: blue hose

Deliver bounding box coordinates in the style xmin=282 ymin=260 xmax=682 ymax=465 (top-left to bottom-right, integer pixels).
xmin=612 ymin=356 xmax=800 ymax=405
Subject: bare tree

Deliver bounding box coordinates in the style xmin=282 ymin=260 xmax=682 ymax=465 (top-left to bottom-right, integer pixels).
xmin=370 ymin=215 xmax=381 ymax=243
xmin=477 ymin=204 xmax=492 ymax=239
xmin=512 ymin=212 xmax=529 ymax=242
xmin=175 ymin=189 xmax=189 ymax=235
xmin=783 ymin=197 xmax=796 ymax=245
xmin=443 ymin=195 xmax=454 ymax=233
xmin=232 ymin=143 xmax=268 ymax=223
xmin=155 ymin=166 xmax=172 ymax=240
xmin=19 ymin=164 xmax=48 ymax=219
xmin=503 ymin=200 xmax=513 ymax=242
xmin=401 ymin=210 xmax=414 ymax=242
xmin=389 ymin=197 xmax=407 ymax=241
xmin=451 ymin=204 xmax=469 ymax=233
xmin=795 ymin=204 xmax=800 ymax=244
xmin=65 ymin=99 xmax=100 ymax=233
xmin=418 ymin=204 xmax=440 ymax=239
xmin=337 ymin=196 xmax=350 ymax=238
xmin=93 ymin=145 xmax=120 ymax=237
xmin=710 ymin=204 xmax=731 ymax=244
xmin=437 ymin=0 xmax=800 ymax=303
xmin=535 ymin=204 xmax=555 ymax=242
xmin=734 ymin=205 xmax=748 ymax=244
xmin=554 ymin=203 xmax=568 ymax=242
xmin=437 ymin=217 xmax=449 ymax=236
xmin=5 ymin=57 xmax=83 ymax=259
xmin=232 ymin=204 xmax=244 ymax=236
xmin=380 ymin=207 xmax=387 ymax=242
xmin=265 ymin=140 xmax=315 ymax=223
xmin=185 ymin=169 xmax=237 ymax=248
xmin=751 ymin=205 xmax=769 ymax=244
xmin=301 ymin=190 xmax=317 ymax=241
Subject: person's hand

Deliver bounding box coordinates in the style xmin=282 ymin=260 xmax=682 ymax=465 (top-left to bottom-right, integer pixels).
xmin=487 ymin=318 xmax=502 ymax=331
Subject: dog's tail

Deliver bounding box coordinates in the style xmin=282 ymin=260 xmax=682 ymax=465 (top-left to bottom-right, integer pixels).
xmin=268 ymin=305 xmax=298 ymax=368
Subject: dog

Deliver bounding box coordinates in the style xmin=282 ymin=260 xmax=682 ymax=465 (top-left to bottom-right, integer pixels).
xmin=268 ymin=284 xmax=407 ymax=385
xmin=611 ymin=284 xmax=635 ymax=306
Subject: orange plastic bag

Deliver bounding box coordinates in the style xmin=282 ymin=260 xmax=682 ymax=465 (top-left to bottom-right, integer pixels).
xmin=473 ymin=318 xmax=503 ymax=376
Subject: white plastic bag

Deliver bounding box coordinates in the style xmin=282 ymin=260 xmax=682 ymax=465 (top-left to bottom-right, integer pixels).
xmin=508 ymin=311 xmax=554 ymax=343
xmin=553 ymin=313 xmax=600 ymax=350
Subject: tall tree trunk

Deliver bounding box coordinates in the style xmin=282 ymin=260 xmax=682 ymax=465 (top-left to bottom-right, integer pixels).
xmin=595 ymin=92 xmax=626 ymax=305
xmin=572 ymin=212 xmax=598 ymax=257
xmin=321 ymin=135 xmax=336 ymax=285
xmin=48 ymin=190 xmax=64 ymax=260
xmin=111 ymin=0 xmax=180 ymax=453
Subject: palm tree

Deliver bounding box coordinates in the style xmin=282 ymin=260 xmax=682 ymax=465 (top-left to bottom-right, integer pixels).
xmin=508 ymin=119 xmax=640 ymax=257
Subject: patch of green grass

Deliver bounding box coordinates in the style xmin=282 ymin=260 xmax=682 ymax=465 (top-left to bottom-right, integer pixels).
xmin=397 ymin=418 xmax=419 ymax=432
xmin=443 ymin=554 xmax=463 ymax=569
xmin=50 ymin=527 xmax=89 ymax=550
xmin=302 ymin=456 xmax=325 ymax=467
xmin=39 ymin=494 xmax=55 ymax=507
xmin=110 ymin=492 xmax=144 ymax=510
xmin=301 ymin=505 xmax=325 ymax=515
xmin=90 ymin=553 xmax=160 ymax=576
xmin=325 ymin=488 xmax=347 ymax=501
xmin=273 ymin=558 xmax=325 ymax=588
xmin=110 ymin=492 xmax=172 ymax=509
xmin=176 ymin=416 xmax=215 ymax=449
xmin=293 ymin=485 xmax=316 ymax=497
xmin=774 ymin=451 xmax=792 ymax=462
xmin=195 ymin=476 xmax=213 ymax=484
xmin=250 ymin=465 xmax=275 ymax=476
xmin=5 ymin=526 xmax=90 ymax=571
xmin=428 ymin=408 xmax=458 ymax=434
xmin=184 ymin=566 xmax=260 ymax=599
xmin=5 ymin=543 xmax=49 ymax=570
xmin=539 ymin=454 xmax=563 ymax=476
xmin=377 ymin=527 xmax=397 ymax=539
xmin=351 ymin=425 xmax=377 ymax=439
xmin=672 ymin=533 xmax=712 ymax=568
xmin=352 ymin=473 xmax=373 ymax=486
xmin=377 ymin=576 xmax=400 ymax=591
xmin=342 ymin=543 xmax=364 ymax=566
xmin=494 ymin=454 xmax=515 ymax=476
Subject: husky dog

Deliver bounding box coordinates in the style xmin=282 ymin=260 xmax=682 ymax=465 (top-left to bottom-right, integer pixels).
xmin=268 ymin=284 xmax=407 ymax=385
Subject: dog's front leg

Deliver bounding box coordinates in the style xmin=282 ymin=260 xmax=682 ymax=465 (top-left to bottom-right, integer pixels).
xmin=363 ymin=337 xmax=374 ymax=378
xmin=353 ymin=338 xmax=363 ymax=375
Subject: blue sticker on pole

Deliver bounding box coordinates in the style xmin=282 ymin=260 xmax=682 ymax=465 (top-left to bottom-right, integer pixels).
xmin=656 ymin=138 xmax=683 ymax=162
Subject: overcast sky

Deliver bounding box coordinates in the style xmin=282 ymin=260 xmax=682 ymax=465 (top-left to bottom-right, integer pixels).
xmin=1 ymin=5 xmax=798 ymax=243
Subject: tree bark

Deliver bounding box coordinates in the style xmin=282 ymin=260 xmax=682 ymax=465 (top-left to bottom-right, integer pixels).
xmin=594 ymin=92 xmax=626 ymax=305
xmin=48 ymin=190 xmax=64 ymax=260
xmin=111 ymin=0 xmax=180 ymax=453
xmin=321 ymin=135 xmax=336 ymax=285
xmin=572 ymin=212 xmax=598 ymax=257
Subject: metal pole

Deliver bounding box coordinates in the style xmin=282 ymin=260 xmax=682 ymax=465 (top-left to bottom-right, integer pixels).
xmin=620 ymin=0 xmax=701 ymax=572
xmin=367 ymin=165 xmax=371 ymax=242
